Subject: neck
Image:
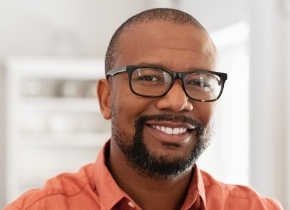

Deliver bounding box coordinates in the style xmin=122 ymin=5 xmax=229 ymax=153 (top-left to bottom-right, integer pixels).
xmin=108 ymin=142 xmax=194 ymax=210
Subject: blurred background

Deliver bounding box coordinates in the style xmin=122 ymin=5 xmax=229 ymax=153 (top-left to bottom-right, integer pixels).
xmin=0 ymin=0 xmax=289 ymax=209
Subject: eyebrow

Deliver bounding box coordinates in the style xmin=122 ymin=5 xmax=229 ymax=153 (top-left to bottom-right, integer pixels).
xmin=136 ymin=62 xmax=166 ymax=69
xmin=135 ymin=62 xmax=213 ymax=72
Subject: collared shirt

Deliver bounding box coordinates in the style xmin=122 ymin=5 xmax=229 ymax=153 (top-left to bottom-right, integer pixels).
xmin=4 ymin=141 xmax=283 ymax=210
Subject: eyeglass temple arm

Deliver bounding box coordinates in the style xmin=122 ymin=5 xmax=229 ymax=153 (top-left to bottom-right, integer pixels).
xmin=106 ymin=66 xmax=127 ymax=79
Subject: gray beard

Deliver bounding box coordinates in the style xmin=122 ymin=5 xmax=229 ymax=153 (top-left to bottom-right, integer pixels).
xmin=112 ymin=113 xmax=212 ymax=180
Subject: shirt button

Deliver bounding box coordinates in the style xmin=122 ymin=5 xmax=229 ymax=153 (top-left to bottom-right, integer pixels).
xmin=128 ymin=201 xmax=136 ymax=208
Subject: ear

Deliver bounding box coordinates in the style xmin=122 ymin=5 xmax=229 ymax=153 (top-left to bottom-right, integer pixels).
xmin=97 ymin=79 xmax=112 ymax=120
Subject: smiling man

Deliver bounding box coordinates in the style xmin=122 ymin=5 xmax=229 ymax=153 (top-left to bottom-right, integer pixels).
xmin=4 ymin=8 xmax=283 ymax=210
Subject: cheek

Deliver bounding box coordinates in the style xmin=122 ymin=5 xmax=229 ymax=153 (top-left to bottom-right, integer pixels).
xmin=194 ymin=102 xmax=217 ymax=127
xmin=111 ymin=94 xmax=154 ymax=144
xmin=111 ymin=79 xmax=151 ymax=127
xmin=113 ymin=95 xmax=151 ymax=121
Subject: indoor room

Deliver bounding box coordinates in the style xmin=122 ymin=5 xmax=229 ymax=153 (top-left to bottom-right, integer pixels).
xmin=0 ymin=0 xmax=289 ymax=209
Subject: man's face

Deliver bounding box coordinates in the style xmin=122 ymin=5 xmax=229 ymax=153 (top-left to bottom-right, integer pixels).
xmin=106 ymin=21 xmax=217 ymax=179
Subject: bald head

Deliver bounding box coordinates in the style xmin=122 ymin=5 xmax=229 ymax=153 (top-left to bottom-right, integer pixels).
xmin=105 ymin=8 xmax=215 ymax=72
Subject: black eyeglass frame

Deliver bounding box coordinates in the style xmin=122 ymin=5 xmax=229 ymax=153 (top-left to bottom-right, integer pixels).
xmin=106 ymin=65 xmax=228 ymax=102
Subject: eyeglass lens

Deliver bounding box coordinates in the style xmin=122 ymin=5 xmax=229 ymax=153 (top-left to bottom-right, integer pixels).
xmin=130 ymin=67 xmax=222 ymax=101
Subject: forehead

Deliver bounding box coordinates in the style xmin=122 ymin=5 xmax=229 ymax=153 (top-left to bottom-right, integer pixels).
xmin=115 ymin=21 xmax=217 ymax=71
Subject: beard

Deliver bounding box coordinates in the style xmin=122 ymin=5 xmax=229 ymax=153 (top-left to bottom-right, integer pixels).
xmin=112 ymin=112 xmax=213 ymax=180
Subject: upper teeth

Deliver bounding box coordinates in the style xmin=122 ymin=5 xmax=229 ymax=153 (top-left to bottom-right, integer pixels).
xmin=153 ymin=125 xmax=187 ymax=135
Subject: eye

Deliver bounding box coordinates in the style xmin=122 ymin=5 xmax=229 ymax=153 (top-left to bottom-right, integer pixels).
xmin=186 ymin=79 xmax=216 ymax=93
xmin=185 ymin=73 xmax=220 ymax=92
xmin=186 ymin=80 xmax=213 ymax=92
xmin=137 ymin=75 xmax=160 ymax=82
xmin=132 ymin=68 xmax=170 ymax=83
xmin=187 ymin=80 xmax=211 ymax=88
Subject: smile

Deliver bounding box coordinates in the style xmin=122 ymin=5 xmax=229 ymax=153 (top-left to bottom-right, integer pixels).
xmin=151 ymin=125 xmax=188 ymax=135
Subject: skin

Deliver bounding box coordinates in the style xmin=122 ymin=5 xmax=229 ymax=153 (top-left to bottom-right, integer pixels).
xmin=97 ymin=21 xmax=218 ymax=210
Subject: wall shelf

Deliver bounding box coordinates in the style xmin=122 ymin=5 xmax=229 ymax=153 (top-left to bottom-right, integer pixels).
xmin=20 ymin=98 xmax=101 ymax=112
xmin=5 ymin=56 xmax=110 ymax=203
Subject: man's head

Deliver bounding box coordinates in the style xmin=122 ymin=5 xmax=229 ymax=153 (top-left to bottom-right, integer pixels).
xmin=105 ymin=8 xmax=210 ymax=72
xmin=98 ymin=8 xmax=226 ymax=179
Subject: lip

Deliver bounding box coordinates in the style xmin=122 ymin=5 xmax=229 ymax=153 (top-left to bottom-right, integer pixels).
xmin=145 ymin=122 xmax=196 ymax=144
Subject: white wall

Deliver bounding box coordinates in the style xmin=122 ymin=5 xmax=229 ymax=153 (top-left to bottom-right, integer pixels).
xmin=249 ymin=0 xmax=290 ymax=208
xmin=0 ymin=63 xmax=5 ymax=208
xmin=0 ymin=0 xmax=150 ymax=58
xmin=0 ymin=0 xmax=248 ymax=60
xmin=286 ymin=18 xmax=290 ymax=210
xmin=178 ymin=0 xmax=248 ymax=31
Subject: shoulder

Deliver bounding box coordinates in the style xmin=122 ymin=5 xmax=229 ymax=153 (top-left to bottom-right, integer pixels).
xmin=4 ymin=163 xmax=99 ymax=210
xmin=200 ymin=170 xmax=283 ymax=210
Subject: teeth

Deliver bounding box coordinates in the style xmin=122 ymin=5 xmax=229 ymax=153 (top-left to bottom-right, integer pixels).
xmin=154 ymin=126 xmax=187 ymax=135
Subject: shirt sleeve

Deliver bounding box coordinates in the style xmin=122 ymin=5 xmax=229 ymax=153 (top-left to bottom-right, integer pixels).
xmin=264 ymin=197 xmax=284 ymax=210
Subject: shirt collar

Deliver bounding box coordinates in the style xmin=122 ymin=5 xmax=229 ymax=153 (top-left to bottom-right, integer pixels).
xmin=181 ymin=164 xmax=207 ymax=209
xmin=94 ymin=141 xmax=127 ymax=209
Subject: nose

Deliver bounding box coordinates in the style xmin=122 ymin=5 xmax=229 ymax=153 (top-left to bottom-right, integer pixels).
xmin=155 ymin=80 xmax=193 ymax=112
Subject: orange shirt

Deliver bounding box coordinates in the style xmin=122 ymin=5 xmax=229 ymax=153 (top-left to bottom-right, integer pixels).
xmin=4 ymin=141 xmax=283 ymax=210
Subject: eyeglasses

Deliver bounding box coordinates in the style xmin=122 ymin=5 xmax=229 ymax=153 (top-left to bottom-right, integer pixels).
xmin=106 ymin=65 xmax=227 ymax=102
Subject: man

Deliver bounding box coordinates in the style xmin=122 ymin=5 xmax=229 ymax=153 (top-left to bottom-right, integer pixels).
xmin=4 ymin=8 xmax=282 ymax=210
